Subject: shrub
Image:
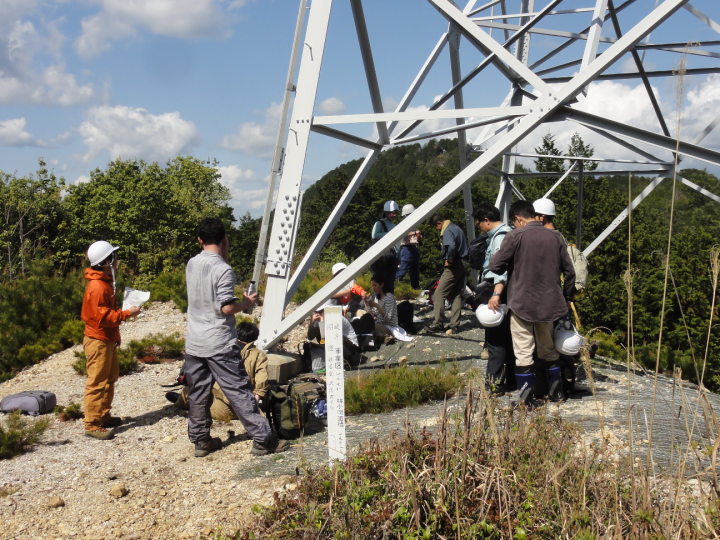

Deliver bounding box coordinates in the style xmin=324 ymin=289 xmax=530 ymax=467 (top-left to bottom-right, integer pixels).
xmin=148 ymin=270 xmax=188 ymax=312
xmin=0 ymin=411 xmax=49 ymax=460
xmin=53 ymin=402 xmax=83 ymax=422
xmin=127 ymin=333 xmax=185 ymax=364
xmin=393 ymin=280 xmax=419 ymax=300
xmin=344 ymin=363 xmax=463 ymax=415
xmin=240 ymin=392 xmax=719 ymax=539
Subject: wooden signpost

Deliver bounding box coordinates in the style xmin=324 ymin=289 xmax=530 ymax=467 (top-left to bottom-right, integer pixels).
xmin=323 ymin=305 xmax=347 ymax=462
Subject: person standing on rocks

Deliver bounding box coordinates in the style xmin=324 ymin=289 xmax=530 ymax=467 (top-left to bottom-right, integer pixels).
xmin=472 ymin=203 xmax=515 ymax=396
xmin=488 ymin=201 xmax=575 ymax=405
xmin=396 ymin=204 xmax=423 ymax=289
xmin=370 ymin=201 xmax=401 ymax=294
xmin=81 ymin=241 xmax=141 ymax=440
xmin=185 ymin=218 xmax=290 ymax=457
xmin=426 ymin=213 xmax=468 ymax=334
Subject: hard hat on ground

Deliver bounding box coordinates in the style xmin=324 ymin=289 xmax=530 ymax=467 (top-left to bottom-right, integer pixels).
xmin=533 ymin=198 xmax=556 ymax=216
xmin=554 ymin=327 xmax=584 ymax=355
xmin=332 ymin=262 xmax=347 ymax=276
xmin=88 ymin=241 xmax=119 ymax=267
xmin=475 ymin=304 xmax=506 ymax=327
xmin=383 ymin=200 xmax=399 ymax=213
xmin=401 ymin=204 xmax=416 ymax=217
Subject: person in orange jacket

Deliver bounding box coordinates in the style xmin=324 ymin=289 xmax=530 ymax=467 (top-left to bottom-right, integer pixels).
xmin=81 ymin=241 xmax=140 ymax=440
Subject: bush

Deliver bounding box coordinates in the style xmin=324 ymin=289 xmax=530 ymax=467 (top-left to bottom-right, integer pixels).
xmin=53 ymin=402 xmax=83 ymax=422
xmin=344 ymin=363 xmax=463 ymax=415
xmin=127 ymin=333 xmax=185 ymax=364
xmin=241 ymin=394 xmax=719 ymax=539
xmin=148 ymin=270 xmax=188 ymax=312
xmin=393 ymin=280 xmax=419 ymax=300
xmin=72 ymin=348 xmax=138 ymax=376
xmin=0 ymin=411 xmax=49 ymax=460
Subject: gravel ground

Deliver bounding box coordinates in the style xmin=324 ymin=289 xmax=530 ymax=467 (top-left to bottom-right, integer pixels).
xmin=2 ymin=298 xmax=719 ymax=539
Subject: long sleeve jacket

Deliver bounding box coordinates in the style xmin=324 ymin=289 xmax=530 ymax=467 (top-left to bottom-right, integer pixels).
xmin=81 ymin=268 xmax=130 ymax=342
xmin=488 ymin=221 xmax=576 ymax=322
xmin=441 ymin=221 xmax=469 ymax=261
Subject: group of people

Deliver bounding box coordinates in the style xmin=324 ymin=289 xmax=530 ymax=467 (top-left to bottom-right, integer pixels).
xmin=79 ymin=218 xmax=290 ymax=458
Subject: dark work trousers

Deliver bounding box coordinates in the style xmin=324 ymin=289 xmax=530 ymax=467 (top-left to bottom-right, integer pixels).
xmin=396 ymin=245 xmax=420 ymax=289
xmin=433 ymin=260 xmax=465 ymax=327
xmin=484 ymin=314 xmax=515 ymax=387
xmin=370 ymin=256 xmax=397 ymax=294
xmin=184 ymin=344 xmax=272 ymax=445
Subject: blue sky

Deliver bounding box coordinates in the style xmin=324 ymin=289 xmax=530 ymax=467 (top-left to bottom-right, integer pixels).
xmin=1 ymin=0 xmax=718 ymax=219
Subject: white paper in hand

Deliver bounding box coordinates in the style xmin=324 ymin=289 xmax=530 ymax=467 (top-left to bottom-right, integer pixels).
xmin=123 ymin=288 xmax=150 ymax=311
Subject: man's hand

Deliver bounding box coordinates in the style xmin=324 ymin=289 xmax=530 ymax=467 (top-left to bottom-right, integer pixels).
xmin=127 ymin=305 xmax=141 ymax=317
xmin=488 ymin=295 xmax=501 ymax=313
xmin=239 ymin=292 xmax=258 ymax=312
xmin=311 ymin=312 xmax=322 ymax=324
xmin=254 ymin=394 xmax=260 ymax=403
xmin=444 ymin=258 xmax=453 ymax=267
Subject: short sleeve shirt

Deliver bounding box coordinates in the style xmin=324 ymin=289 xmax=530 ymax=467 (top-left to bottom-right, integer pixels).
xmin=185 ymin=251 xmax=238 ymax=357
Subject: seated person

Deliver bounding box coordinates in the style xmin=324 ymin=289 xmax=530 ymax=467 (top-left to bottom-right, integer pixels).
xmin=307 ymin=301 xmax=360 ymax=369
xmin=363 ymin=275 xmax=413 ymax=343
xmin=168 ymin=322 xmax=269 ymax=420
xmin=329 ymin=262 xmax=365 ymax=319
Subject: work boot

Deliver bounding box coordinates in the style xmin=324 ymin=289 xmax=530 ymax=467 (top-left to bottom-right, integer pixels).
xmin=194 ymin=437 xmax=222 ymax=458
xmin=547 ymin=366 xmax=565 ymax=402
xmin=102 ymin=416 xmax=123 ymax=428
xmin=165 ymin=391 xmax=180 ymax=404
xmin=515 ymin=373 xmax=535 ymax=406
xmin=424 ymin=322 xmax=445 ymax=333
xmin=251 ymin=437 xmax=292 ymax=456
xmin=85 ymin=427 xmax=115 ymax=440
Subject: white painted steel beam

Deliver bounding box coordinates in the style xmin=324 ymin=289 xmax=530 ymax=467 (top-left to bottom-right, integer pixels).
xmin=581 ymin=0 xmax=610 ymax=93
xmin=473 ymin=8 xmax=595 ymax=20
xmin=543 ymin=162 xmax=577 ymax=198
xmin=313 ymin=106 xmax=530 ymax=125
xmin=510 ymin=169 xmax=673 ymax=178
xmin=252 ymin=0 xmax=307 ymax=285
xmin=684 ymin=3 xmax=720 ymax=36
xmin=393 ymin=114 xmax=520 ymax=145
xmin=310 ymin=125 xmax=383 ymax=150
xmin=258 ymin=0 xmax=692 ymax=350
xmin=544 ymin=67 xmax=720 ymax=83
xmin=506 ymin=153 xmax=672 ymax=165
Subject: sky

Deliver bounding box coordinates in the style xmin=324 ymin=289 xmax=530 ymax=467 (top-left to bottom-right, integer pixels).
xmin=1 ymin=0 xmax=719 ymax=219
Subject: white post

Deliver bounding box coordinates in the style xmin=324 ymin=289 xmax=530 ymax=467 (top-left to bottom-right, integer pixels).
xmin=324 ymin=305 xmax=347 ymax=463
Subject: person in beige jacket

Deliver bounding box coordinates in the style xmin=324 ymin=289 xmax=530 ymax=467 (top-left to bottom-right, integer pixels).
xmin=170 ymin=322 xmax=269 ymax=420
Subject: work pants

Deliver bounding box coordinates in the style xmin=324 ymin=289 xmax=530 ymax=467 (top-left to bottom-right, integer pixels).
xmin=509 ymin=312 xmax=559 ymax=372
xmin=396 ymin=245 xmax=420 ymax=289
xmin=184 ymin=344 xmax=272 ymax=445
xmin=83 ymin=336 xmax=119 ymax=431
xmin=433 ymin=260 xmax=465 ymax=328
xmin=485 ymin=314 xmax=515 ymax=386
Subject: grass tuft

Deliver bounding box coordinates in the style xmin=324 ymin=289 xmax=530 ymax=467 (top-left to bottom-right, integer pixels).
xmin=344 ymin=363 xmax=464 ymax=415
xmin=53 ymin=402 xmax=83 ymax=422
xmin=0 ymin=410 xmax=49 ymax=460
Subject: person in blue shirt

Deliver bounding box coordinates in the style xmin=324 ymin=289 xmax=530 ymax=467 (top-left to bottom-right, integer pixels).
xmin=369 ymin=200 xmax=400 ymax=294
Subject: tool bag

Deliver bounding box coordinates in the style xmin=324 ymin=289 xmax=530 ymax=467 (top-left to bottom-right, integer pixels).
xmin=267 ymin=383 xmax=312 ymax=440
xmin=1 ymin=391 xmax=57 ymax=416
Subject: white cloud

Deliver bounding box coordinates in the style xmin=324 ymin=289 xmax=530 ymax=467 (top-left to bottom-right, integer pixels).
xmin=318 ymin=97 xmax=345 ymax=115
xmin=78 ymin=105 xmax=200 ymax=162
xmin=0 ymin=17 xmax=97 ymax=106
xmin=75 ymin=175 xmax=91 ymax=185
xmin=219 ymin=102 xmax=281 ymax=159
xmin=75 ymin=0 xmax=249 ymax=59
xmin=0 ymin=117 xmax=37 ymax=146
xmin=217 ymin=164 xmax=255 ymax=186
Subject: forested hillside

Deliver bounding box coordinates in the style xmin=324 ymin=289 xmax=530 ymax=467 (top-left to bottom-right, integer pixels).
xmin=2 ymin=137 xmax=720 ymax=390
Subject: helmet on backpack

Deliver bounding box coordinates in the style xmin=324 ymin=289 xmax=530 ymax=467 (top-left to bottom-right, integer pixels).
xmin=554 ymin=327 xmax=585 ymax=355
xmin=87 ymin=241 xmax=119 ymax=267
xmin=383 ymin=200 xmax=399 ymax=213
xmin=533 ymin=198 xmax=556 ymax=216
xmin=475 ymin=304 xmax=505 ymax=327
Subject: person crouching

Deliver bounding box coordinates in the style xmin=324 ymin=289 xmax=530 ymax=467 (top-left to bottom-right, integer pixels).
xmin=81 ymin=241 xmax=141 ymax=440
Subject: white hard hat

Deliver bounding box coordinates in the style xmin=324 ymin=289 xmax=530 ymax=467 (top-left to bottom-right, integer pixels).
xmin=401 ymin=204 xmax=416 ymax=217
xmin=554 ymin=327 xmax=585 ymax=355
xmin=533 ymin=198 xmax=556 ymax=216
xmin=332 ymin=262 xmax=347 ymax=275
xmin=475 ymin=304 xmax=506 ymax=327
xmin=383 ymin=200 xmax=399 ymax=213
xmin=87 ymin=241 xmax=119 ymax=267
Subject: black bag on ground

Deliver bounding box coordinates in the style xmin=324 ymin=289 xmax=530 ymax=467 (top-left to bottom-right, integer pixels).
xmin=468 ymin=232 xmax=489 ymax=270
xmin=267 ymin=380 xmax=314 ymax=439
xmin=397 ymin=300 xmax=415 ymax=334
xmin=1 ymin=391 xmax=56 ymax=416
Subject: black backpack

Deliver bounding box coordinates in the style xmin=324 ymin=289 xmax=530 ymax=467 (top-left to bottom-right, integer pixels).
xmin=468 ymin=233 xmax=489 ymax=270
xmin=397 ymin=300 xmax=415 ymax=334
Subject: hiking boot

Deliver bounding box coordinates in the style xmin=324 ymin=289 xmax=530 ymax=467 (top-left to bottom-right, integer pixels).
xmin=102 ymin=416 xmax=123 ymax=428
xmin=423 ymin=322 xmax=445 ymax=333
xmin=165 ymin=391 xmax=180 ymax=404
xmin=85 ymin=427 xmax=115 ymax=440
xmin=194 ymin=437 xmax=222 ymax=458
xmin=251 ymin=438 xmax=292 ymax=456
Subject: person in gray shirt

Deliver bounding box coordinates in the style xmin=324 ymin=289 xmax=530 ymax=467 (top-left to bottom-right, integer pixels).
xmin=185 ymin=218 xmax=290 ymax=457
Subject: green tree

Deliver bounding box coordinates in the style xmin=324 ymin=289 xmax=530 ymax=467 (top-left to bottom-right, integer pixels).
xmin=63 ymin=157 xmax=234 ymax=276
xmin=566 ymin=132 xmax=598 ymax=172
xmin=534 ymin=132 xmax=565 ymax=174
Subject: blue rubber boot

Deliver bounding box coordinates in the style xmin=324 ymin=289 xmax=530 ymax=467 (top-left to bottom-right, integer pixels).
xmin=515 ymin=373 xmax=535 ymax=406
xmin=547 ymin=366 xmax=564 ymax=402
